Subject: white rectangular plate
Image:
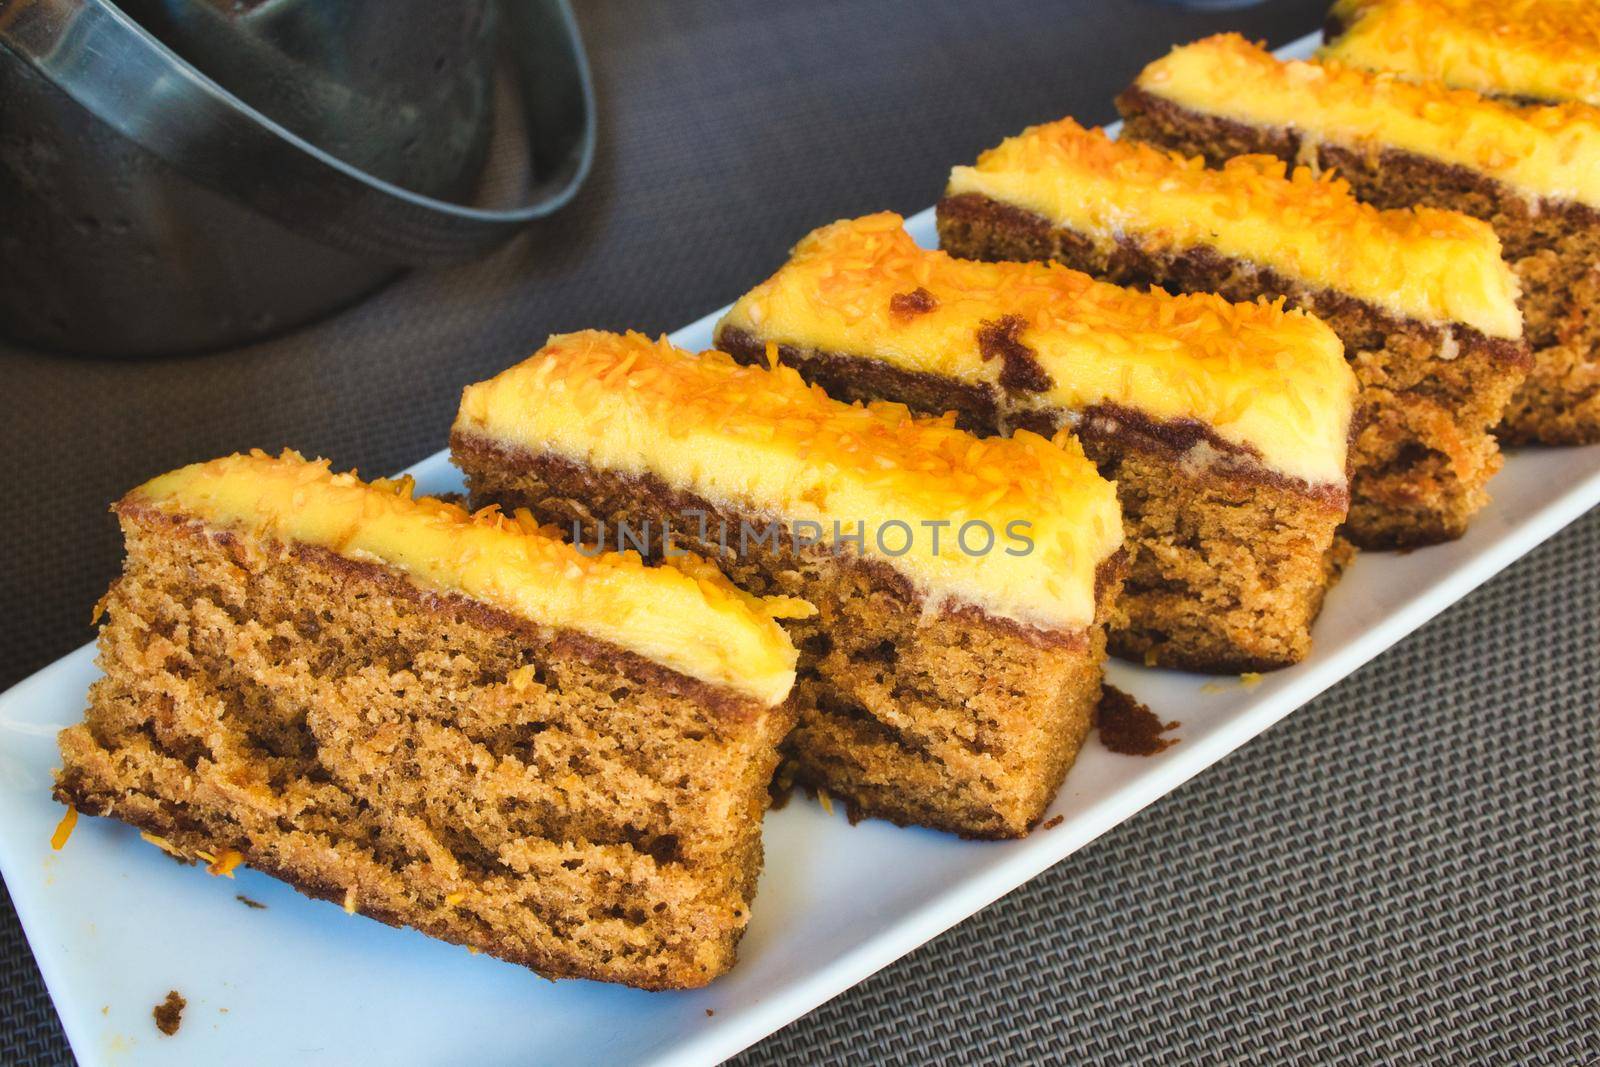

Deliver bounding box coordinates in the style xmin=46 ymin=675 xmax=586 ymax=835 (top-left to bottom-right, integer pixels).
xmin=4 ymin=30 xmax=1599 ymax=1067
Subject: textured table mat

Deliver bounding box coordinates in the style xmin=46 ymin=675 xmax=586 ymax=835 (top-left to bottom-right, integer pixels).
xmin=3 ymin=1 xmax=1595 ymax=1062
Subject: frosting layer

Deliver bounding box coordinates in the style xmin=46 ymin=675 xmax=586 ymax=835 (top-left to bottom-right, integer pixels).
xmin=1133 ymin=34 xmax=1600 ymax=210
xmin=947 ymin=117 xmax=1522 ymax=340
xmin=128 ymin=451 xmax=799 ymax=707
xmin=1325 ymin=0 xmax=1600 ymax=107
xmin=719 ymin=213 xmax=1354 ymax=488
xmin=453 ymin=331 xmax=1124 ymax=633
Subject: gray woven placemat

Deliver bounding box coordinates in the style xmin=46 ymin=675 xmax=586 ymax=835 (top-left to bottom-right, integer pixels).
xmin=3 ymin=1 xmax=1595 ymax=1062
xmin=733 ymin=509 xmax=1599 ymax=1065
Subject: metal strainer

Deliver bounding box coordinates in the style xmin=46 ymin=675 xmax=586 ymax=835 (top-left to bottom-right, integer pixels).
xmin=0 ymin=0 xmax=595 ymax=355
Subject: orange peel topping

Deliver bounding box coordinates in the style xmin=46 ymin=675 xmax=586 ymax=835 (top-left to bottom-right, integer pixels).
xmin=947 ymin=117 xmax=1521 ymax=339
xmin=51 ymin=806 xmax=77 ymax=851
xmin=1325 ymin=0 xmax=1600 ymax=107
xmin=455 ymin=330 xmax=1125 ymax=632
xmin=124 ymin=451 xmax=798 ymax=707
xmin=721 ymin=214 xmax=1355 ymax=487
xmin=1135 ymin=33 xmax=1600 ymax=211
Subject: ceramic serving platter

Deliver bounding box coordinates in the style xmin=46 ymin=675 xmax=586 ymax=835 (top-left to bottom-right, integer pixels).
xmin=4 ymin=31 xmax=1599 ymax=1067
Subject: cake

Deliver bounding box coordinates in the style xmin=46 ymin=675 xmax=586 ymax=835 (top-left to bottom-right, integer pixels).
xmin=1117 ymin=33 xmax=1600 ymax=446
xmin=715 ymin=213 xmax=1356 ymax=670
xmin=1324 ymin=0 xmax=1600 ymax=106
xmin=937 ymin=118 xmax=1529 ymax=547
xmin=451 ymin=330 xmax=1126 ymax=839
xmin=53 ymin=451 xmax=800 ymax=990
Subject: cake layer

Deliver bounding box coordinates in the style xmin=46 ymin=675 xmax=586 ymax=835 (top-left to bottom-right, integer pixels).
xmin=937 ymin=125 xmax=1531 ymax=548
xmin=129 ymin=451 xmax=797 ymax=707
xmin=715 ymin=217 xmax=1353 ymax=669
xmin=452 ymin=331 xmax=1124 ymax=634
xmin=453 ymin=435 xmax=1121 ymax=836
xmin=1121 ymin=35 xmax=1600 ymax=448
xmin=717 ymin=213 xmax=1354 ymax=490
xmin=1129 ymin=34 xmax=1600 ymax=212
xmin=945 ymin=118 xmax=1522 ymax=340
xmin=58 ymin=499 xmax=794 ymax=987
xmin=1324 ymin=0 xmax=1600 ymax=106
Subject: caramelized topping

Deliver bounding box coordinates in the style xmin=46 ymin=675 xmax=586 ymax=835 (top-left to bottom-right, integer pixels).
xmin=949 ymin=116 xmax=1522 ymax=339
xmin=127 ymin=451 xmax=799 ymax=706
xmin=1326 ymin=0 xmax=1600 ymax=106
xmin=721 ymin=214 xmax=1354 ymax=487
xmin=455 ymin=331 xmax=1124 ymax=631
xmin=1135 ymin=34 xmax=1600 ymax=210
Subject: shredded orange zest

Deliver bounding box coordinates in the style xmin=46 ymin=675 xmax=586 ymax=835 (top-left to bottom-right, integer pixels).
xmin=206 ymin=849 xmax=245 ymax=878
xmin=51 ymin=806 xmax=77 ymax=851
xmin=1325 ymin=0 xmax=1600 ymax=106
xmin=140 ymin=831 xmax=184 ymax=858
xmin=816 ymin=787 xmax=834 ymax=816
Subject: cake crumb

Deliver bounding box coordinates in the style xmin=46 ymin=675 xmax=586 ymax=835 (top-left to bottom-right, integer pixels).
xmin=1040 ymin=814 xmax=1064 ymax=830
xmin=1096 ymin=686 xmax=1180 ymax=756
xmin=235 ymin=895 xmax=267 ymax=910
xmin=153 ymin=991 xmax=185 ymax=1036
xmin=705 ymin=1008 xmax=715 ymax=1017
xmin=1239 ymin=672 xmax=1263 ymax=688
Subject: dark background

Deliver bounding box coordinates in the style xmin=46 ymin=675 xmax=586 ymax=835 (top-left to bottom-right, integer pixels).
xmin=4 ymin=2 xmax=1596 ymax=1062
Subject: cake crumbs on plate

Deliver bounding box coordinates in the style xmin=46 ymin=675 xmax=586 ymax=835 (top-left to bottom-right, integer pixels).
xmin=1040 ymin=814 xmax=1065 ymax=830
xmin=153 ymin=990 xmax=185 ymax=1036
xmin=1096 ymin=686 xmax=1180 ymax=756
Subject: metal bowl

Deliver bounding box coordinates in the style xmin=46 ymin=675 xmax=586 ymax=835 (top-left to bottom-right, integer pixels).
xmin=0 ymin=0 xmax=595 ymax=356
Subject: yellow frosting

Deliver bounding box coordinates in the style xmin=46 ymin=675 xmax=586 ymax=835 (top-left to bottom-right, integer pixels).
xmin=1133 ymin=34 xmax=1600 ymax=210
xmin=1325 ymin=0 xmax=1600 ymax=107
xmin=947 ymin=118 xmax=1522 ymax=340
xmin=453 ymin=331 xmax=1124 ymax=633
xmin=127 ymin=451 xmax=799 ymax=707
xmin=718 ymin=213 xmax=1354 ymax=488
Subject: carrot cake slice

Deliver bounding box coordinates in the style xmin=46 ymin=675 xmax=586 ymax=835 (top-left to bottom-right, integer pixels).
xmin=1117 ymin=33 xmax=1600 ymax=446
xmin=54 ymin=451 xmax=799 ymax=990
xmin=1324 ymin=0 xmax=1600 ymax=107
xmin=715 ymin=213 xmax=1355 ymax=671
xmin=451 ymin=330 xmax=1125 ymax=839
xmin=938 ymin=118 xmax=1529 ymax=547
